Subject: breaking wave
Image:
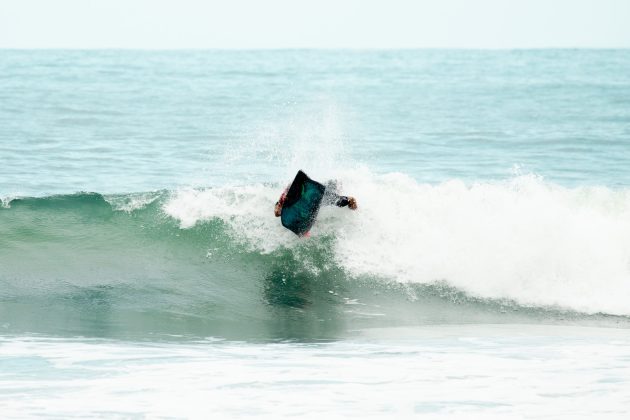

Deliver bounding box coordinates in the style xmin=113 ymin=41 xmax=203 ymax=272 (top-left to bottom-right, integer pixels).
xmin=2 ymin=171 xmax=630 ymax=338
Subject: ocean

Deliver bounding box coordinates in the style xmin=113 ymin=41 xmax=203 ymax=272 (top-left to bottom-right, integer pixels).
xmin=1 ymin=49 xmax=630 ymax=418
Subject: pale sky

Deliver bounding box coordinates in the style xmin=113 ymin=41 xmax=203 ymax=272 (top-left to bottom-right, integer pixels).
xmin=1 ymin=0 xmax=629 ymax=49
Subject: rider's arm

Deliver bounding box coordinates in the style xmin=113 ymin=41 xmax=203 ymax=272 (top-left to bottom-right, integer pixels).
xmin=334 ymin=196 xmax=357 ymax=209
xmin=335 ymin=196 xmax=350 ymax=207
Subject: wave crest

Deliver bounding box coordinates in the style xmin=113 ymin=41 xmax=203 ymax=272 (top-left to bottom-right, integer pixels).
xmin=164 ymin=170 xmax=630 ymax=315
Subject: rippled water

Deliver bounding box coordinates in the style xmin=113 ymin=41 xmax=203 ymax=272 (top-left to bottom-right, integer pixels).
xmin=1 ymin=49 xmax=630 ymax=418
xmin=2 ymin=49 xmax=630 ymax=197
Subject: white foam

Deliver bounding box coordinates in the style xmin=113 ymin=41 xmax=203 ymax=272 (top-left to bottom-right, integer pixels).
xmin=105 ymin=191 xmax=162 ymax=212
xmin=164 ymin=170 xmax=630 ymax=316
xmin=3 ymin=328 xmax=630 ymax=419
xmin=163 ymin=184 xmax=299 ymax=253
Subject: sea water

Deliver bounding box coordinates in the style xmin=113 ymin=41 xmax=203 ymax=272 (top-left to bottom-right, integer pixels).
xmin=1 ymin=50 xmax=630 ymax=418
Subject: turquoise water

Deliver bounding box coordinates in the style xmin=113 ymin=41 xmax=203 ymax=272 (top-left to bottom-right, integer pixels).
xmin=2 ymin=50 xmax=630 ymax=197
xmin=1 ymin=50 xmax=630 ymax=417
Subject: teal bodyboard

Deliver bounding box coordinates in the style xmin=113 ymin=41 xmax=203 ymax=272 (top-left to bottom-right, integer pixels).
xmin=281 ymin=170 xmax=325 ymax=236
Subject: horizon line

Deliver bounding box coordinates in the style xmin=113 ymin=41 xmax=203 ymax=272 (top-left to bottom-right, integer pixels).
xmin=2 ymin=46 xmax=630 ymax=51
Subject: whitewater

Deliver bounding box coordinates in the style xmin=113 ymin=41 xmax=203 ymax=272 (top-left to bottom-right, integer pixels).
xmin=1 ymin=49 xmax=630 ymax=418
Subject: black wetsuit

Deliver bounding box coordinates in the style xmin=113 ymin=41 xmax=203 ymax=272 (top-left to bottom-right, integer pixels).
xmin=322 ymin=180 xmax=350 ymax=207
xmin=328 ymin=194 xmax=351 ymax=207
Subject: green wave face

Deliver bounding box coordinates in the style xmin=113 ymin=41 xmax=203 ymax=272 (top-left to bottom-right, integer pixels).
xmin=0 ymin=192 xmax=627 ymax=341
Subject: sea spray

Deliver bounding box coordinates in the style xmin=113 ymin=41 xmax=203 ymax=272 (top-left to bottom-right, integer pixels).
xmin=163 ymin=170 xmax=630 ymax=315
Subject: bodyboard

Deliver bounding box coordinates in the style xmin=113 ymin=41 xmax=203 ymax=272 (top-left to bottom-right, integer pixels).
xmin=281 ymin=170 xmax=326 ymax=236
